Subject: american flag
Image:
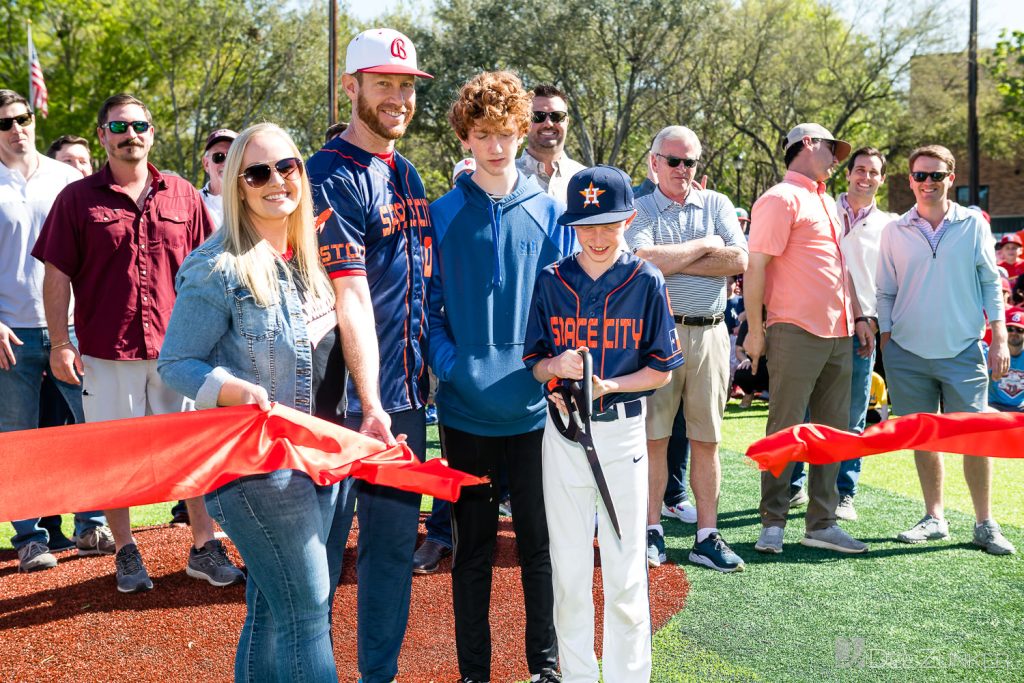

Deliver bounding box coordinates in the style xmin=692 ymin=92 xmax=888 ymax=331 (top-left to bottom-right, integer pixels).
xmin=28 ymin=23 xmax=48 ymax=118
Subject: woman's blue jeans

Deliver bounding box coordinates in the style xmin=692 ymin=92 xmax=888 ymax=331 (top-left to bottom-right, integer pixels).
xmin=205 ymin=470 xmax=338 ymax=682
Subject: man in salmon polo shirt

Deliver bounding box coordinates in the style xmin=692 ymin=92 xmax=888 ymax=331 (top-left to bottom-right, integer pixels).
xmin=743 ymin=123 xmax=871 ymax=556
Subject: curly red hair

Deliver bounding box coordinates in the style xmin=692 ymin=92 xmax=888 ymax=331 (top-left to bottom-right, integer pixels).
xmin=448 ymin=71 xmax=532 ymax=141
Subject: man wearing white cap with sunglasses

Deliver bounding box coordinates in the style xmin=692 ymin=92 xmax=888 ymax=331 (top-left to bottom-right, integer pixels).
xmin=307 ymin=28 xmax=432 ymax=683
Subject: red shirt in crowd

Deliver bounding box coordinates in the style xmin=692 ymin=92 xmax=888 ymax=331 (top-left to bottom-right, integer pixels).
xmin=998 ymin=260 xmax=1024 ymax=278
xmin=32 ymin=163 xmax=213 ymax=361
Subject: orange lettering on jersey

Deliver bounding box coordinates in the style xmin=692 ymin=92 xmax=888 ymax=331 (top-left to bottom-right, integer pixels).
xmin=379 ymin=204 xmax=394 ymax=236
xmin=423 ymin=236 xmax=433 ymax=278
xmin=314 ymin=208 xmax=333 ymax=234
xmin=551 ymin=317 xmax=563 ymax=347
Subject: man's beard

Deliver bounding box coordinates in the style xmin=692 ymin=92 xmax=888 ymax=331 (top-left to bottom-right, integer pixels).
xmin=357 ymin=91 xmax=415 ymax=141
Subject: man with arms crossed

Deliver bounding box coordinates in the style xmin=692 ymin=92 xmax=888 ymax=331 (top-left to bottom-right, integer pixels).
xmin=625 ymin=125 xmax=748 ymax=573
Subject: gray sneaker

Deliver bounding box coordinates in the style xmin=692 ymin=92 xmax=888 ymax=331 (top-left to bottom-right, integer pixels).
xmin=115 ymin=543 xmax=153 ymax=593
xmin=801 ymin=525 xmax=868 ymax=553
xmin=754 ymin=525 xmax=784 ymax=554
xmin=973 ymin=520 xmax=1017 ymax=555
xmin=18 ymin=541 xmax=57 ymax=572
xmin=835 ymin=495 xmax=858 ymax=521
xmin=897 ymin=515 xmax=949 ymax=544
xmin=187 ymin=539 xmax=245 ymax=587
xmin=76 ymin=525 xmax=116 ymax=556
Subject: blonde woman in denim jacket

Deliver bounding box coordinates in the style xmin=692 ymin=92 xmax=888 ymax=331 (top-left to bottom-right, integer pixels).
xmin=159 ymin=123 xmax=340 ymax=682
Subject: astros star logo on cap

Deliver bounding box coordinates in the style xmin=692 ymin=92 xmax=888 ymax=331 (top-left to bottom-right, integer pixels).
xmin=580 ymin=182 xmax=605 ymax=207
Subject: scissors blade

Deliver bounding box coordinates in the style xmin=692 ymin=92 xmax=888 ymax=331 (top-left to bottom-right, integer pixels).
xmin=577 ymin=430 xmax=621 ymax=540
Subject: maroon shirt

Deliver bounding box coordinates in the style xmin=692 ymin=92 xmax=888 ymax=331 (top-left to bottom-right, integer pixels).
xmin=32 ymin=163 xmax=213 ymax=361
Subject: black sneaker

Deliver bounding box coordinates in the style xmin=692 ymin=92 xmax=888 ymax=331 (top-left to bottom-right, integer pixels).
xmin=535 ymin=670 xmax=562 ymax=682
xmin=115 ymin=543 xmax=153 ymax=593
xmin=647 ymin=528 xmax=666 ymax=567
xmin=169 ymin=501 xmax=190 ymax=527
xmin=689 ymin=532 xmax=745 ymax=573
xmin=187 ymin=539 xmax=245 ymax=587
xmin=40 ymin=517 xmax=76 ymax=552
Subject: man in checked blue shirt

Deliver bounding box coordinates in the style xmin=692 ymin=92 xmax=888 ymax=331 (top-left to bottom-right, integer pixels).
xmin=625 ymin=125 xmax=748 ymax=573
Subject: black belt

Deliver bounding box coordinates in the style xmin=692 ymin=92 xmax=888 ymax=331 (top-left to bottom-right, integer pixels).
xmin=673 ymin=314 xmax=724 ymax=326
xmin=591 ymin=399 xmax=643 ymax=422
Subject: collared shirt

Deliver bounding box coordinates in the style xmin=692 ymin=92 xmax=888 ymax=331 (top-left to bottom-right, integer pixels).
xmin=748 ymin=170 xmax=853 ymax=338
xmin=836 ymin=193 xmax=893 ymax=319
xmin=0 ymin=156 xmax=81 ymax=328
xmin=32 ymin=163 xmax=214 ymax=360
xmin=516 ymin=149 xmax=585 ymax=205
xmin=838 ymin=193 xmax=873 ymax=235
xmin=906 ymin=204 xmax=954 ymax=253
xmin=625 ymin=186 xmax=746 ymax=316
xmin=200 ymin=184 xmax=223 ymax=229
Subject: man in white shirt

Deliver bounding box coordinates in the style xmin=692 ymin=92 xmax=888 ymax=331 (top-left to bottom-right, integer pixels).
xmin=516 ymin=84 xmax=585 ymax=204
xmin=198 ymin=128 xmax=236 ymax=229
xmin=0 ymin=89 xmax=112 ymax=572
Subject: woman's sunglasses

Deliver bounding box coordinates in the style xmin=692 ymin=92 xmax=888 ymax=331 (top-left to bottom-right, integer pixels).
xmin=102 ymin=120 xmax=152 ymax=134
xmin=0 ymin=112 xmax=33 ymax=131
xmin=239 ymin=157 xmax=303 ymax=188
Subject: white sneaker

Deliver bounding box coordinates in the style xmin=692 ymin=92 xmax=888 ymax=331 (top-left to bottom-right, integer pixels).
xmin=662 ymin=500 xmax=697 ymax=524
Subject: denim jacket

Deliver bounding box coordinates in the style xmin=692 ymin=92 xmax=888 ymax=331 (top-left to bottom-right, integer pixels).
xmin=158 ymin=231 xmax=315 ymax=413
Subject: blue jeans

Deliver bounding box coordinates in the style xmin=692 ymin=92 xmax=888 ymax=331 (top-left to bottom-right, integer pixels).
xmin=790 ymin=335 xmax=875 ymax=496
xmin=205 ymin=470 xmax=338 ymax=682
xmin=0 ymin=327 xmax=104 ymax=549
xmin=424 ymin=497 xmax=452 ymax=549
xmin=326 ymin=408 xmax=426 ymax=683
xmin=663 ymin=402 xmax=690 ymax=507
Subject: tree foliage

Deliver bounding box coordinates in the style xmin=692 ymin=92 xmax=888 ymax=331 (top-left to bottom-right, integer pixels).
xmin=988 ymin=30 xmax=1024 ymax=133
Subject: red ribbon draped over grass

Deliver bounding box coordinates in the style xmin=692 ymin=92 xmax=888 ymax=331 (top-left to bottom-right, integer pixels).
xmin=746 ymin=411 xmax=1024 ymax=477
xmin=0 ymin=403 xmax=486 ymax=522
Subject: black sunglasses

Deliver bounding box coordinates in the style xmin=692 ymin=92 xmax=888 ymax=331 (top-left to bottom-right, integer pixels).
xmin=532 ymin=111 xmax=568 ymax=124
xmin=211 ymin=152 xmax=227 ymax=164
xmin=240 ymin=157 xmax=303 ymax=188
xmin=812 ymin=137 xmax=837 ymax=154
xmin=656 ymin=153 xmax=699 ymax=168
xmin=102 ymin=120 xmax=151 ymax=134
xmin=911 ymin=171 xmax=951 ymax=182
xmin=0 ymin=112 xmax=34 ymax=131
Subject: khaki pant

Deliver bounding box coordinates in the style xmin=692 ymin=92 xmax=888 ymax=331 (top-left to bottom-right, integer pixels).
xmin=760 ymin=323 xmax=852 ymax=531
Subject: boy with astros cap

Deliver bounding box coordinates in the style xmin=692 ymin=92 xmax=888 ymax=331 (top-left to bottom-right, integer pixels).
xmin=523 ymin=165 xmax=684 ymax=683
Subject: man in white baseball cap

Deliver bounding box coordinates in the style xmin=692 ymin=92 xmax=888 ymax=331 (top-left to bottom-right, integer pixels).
xmin=308 ymin=27 xmax=434 ymax=683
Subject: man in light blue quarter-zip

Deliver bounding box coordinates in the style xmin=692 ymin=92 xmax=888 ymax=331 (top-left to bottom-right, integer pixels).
xmin=877 ymin=144 xmax=1016 ymax=556
xmin=428 ymin=70 xmax=575 ymax=683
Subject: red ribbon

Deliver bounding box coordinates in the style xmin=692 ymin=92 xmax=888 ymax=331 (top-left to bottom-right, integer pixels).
xmin=746 ymin=411 xmax=1024 ymax=477
xmin=0 ymin=403 xmax=485 ymax=522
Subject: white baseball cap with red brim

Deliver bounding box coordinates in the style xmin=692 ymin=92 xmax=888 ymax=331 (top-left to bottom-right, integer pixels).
xmin=345 ymin=28 xmax=433 ymax=79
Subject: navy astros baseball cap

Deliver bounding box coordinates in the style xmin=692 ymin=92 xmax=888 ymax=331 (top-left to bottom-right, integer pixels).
xmin=558 ymin=165 xmax=636 ymax=226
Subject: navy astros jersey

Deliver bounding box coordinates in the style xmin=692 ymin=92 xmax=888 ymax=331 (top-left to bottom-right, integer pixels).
xmin=306 ymin=136 xmax=429 ymax=415
xmin=523 ymin=250 xmax=684 ymax=412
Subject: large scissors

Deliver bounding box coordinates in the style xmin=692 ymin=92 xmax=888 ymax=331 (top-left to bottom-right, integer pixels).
xmin=547 ymin=347 xmax=621 ymax=540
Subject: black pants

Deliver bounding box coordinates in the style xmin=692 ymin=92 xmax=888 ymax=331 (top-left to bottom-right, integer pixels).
xmin=441 ymin=425 xmax=558 ymax=680
xmin=735 ymin=362 xmax=770 ymax=394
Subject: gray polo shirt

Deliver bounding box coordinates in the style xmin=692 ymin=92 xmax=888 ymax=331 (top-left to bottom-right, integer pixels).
xmin=625 ymin=186 xmax=746 ymax=316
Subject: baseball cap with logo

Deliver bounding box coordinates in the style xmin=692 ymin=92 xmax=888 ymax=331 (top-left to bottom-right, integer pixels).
xmin=1006 ymin=307 xmax=1024 ymax=330
xmin=345 ymin=28 xmax=433 ymax=79
xmin=735 ymin=207 xmax=750 ymax=223
xmin=452 ymin=158 xmax=476 ymax=184
xmin=999 ymin=233 xmax=1023 ymax=247
xmin=784 ymin=123 xmax=851 ymax=162
xmin=558 ymin=165 xmax=637 ymax=226
xmin=204 ymin=128 xmax=238 ymax=152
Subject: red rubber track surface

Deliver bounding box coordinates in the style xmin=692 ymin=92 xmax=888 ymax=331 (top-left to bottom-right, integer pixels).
xmin=0 ymin=516 xmax=688 ymax=682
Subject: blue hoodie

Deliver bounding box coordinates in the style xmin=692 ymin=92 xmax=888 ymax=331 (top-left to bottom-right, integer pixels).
xmin=428 ymin=171 xmax=575 ymax=436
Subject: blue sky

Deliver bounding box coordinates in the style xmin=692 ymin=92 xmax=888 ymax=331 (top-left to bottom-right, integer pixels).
xmin=348 ymin=0 xmax=1024 ymax=48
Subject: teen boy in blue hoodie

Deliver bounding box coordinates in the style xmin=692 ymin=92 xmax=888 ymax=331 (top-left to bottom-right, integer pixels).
xmin=427 ymin=71 xmax=575 ymax=683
